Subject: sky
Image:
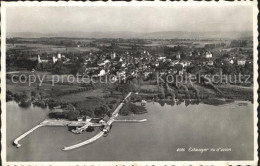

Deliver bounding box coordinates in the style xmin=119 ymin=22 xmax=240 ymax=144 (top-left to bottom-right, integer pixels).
xmin=6 ymin=5 xmax=253 ymax=33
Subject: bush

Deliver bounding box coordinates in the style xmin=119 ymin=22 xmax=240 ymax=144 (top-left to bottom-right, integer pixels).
xmin=119 ymin=102 xmax=147 ymax=116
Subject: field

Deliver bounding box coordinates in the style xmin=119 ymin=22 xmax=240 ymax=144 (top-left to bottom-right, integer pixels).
xmin=7 ymin=43 xmax=99 ymax=54
xmin=216 ymin=84 xmax=253 ymax=101
xmin=54 ymin=89 xmax=107 ymax=103
xmin=6 ymin=79 xmax=83 ymax=98
xmin=139 ymin=84 xmax=158 ymax=91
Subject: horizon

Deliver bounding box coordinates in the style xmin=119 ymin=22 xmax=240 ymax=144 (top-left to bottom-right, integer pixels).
xmin=6 ymin=6 xmax=253 ymax=34
xmin=8 ymin=29 xmax=253 ymax=34
xmin=7 ymin=30 xmax=253 ymax=39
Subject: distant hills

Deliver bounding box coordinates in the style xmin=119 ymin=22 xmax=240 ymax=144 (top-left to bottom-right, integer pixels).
xmin=7 ymin=31 xmax=253 ymax=39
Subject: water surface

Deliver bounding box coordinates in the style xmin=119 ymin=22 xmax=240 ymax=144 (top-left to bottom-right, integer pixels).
xmin=6 ymin=100 xmax=254 ymax=161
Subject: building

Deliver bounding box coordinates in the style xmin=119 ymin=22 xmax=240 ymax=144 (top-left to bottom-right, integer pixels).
xmin=38 ymin=55 xmax=49 ymax=63
xmin=155 ymin=62 xmax=160 ymax=67
xmin=98 ymin=69 xmax=106 ymax=76
xmin=111 ymin=52 xmax=116 ymax=59
xmin=57 ymin=53 xmax=61 ymax=59
xmin=207 ymin=60 xmax=214 ymax=66
xmin=53 ymin=56 xmax=58 ymax=63
xmin=176 ymin=51 xmax=181 ymax=59
xmin=180 ymin=61 xmax=191 ymax=67
xmin=205 ymin=52 xmax=213 ymax=58
xmin=158 ymin=56 xmax=166 ymax=61
xmin=237 ymin=59 xmax=246 ymax=66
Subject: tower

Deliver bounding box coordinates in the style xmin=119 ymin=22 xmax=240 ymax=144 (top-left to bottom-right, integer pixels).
xmin=176 ymin=51 xmax=181 ymax=59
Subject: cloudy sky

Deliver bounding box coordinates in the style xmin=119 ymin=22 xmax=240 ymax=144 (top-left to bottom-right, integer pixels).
xmin=6 ymin=5 xmax=253 ymax=33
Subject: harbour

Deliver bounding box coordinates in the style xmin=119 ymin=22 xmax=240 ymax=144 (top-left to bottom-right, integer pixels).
xmin=13 ymin=92 xmax=148 ymax=151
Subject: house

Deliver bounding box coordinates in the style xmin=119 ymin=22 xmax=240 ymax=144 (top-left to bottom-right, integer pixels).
xmin=169 ymin=68 xmax=178 ymax=74
xmin=205 ymin=52 xmax=212 ymax=58
xmin=170 ymin=60 xmax=179 ymax=66
xmin=237 ymin=59 xmax=246 ymax=66
xmin=111 ymin=52 xmax=116 ymax=59
xmin=98 ymin=69 xmax=106 ymax=76
xmin=158 ymin=56 xmax=166 ymax=61
xmin=178 ymin=69 xmax=184 ymax=75
xmin=53 ymin=56 xmax=58 ymax=63
xmin=207 ymin=60 xmax=214 ymax=66
xmin=180 ymin=61 xmax=191 ymax=67
xmin=77 ymin=116 xmax=84 ymax=122
xmin=57 ymin=53 xmax=61 ymax=59
xmin=155 ymin=62 xmax=160 ymax=67
xmin=38 ymin=55 xmax=49 ymax=63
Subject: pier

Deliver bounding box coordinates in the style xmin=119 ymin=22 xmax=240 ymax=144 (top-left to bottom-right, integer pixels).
xmin=114 ymin=119 xmax=147 ymax=123
xmin=14 ymin=92 xmax=147 ymax=150
xmin=13 ymin=124 xmax=44 ymax=148
xmin=62 ymin=92 xmax=135 ymax=151
xmin=62 ymin=131 xmax=105 ymax=151
xmin=13 ymin=119 xmax=94 ymax=147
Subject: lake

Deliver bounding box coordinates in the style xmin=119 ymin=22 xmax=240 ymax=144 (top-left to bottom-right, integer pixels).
xmin=6 ymin=100 xmax=254 ymax=161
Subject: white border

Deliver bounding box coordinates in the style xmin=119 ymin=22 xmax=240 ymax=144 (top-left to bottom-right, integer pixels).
xmin=1 ymin=1 xmax=258 ymax=166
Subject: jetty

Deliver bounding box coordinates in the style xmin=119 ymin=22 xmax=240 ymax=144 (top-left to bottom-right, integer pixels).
xmin=62 ymin=131 xmax=105 ymax=151
xmin=62 ymin=92 xmax=133 ymax=150
xmin=13 ymin=119 xmax=94 ymax=148
xmin=13 ymin=92 xmax=147 ymax=150
xmin=13 ymin=124 xmax=44 ymax=148
xmin=114 ymin=119 xmax=147 ymax=123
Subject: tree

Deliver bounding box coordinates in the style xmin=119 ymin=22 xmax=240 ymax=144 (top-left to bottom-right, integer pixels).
xmin=31 ymin=91 xmax=36 ymax=97
xmin=222 ymin=63 xmax=235 ymax=75
xmin=159 ymin=86 xmax=165 ymax=99
xmin=67 ymin=110 xmax=80 ymax=121
xmin=174 ymin=64 xmax=183 ymax=72
xmin=222 ymin=54 xmax=230 ymax=59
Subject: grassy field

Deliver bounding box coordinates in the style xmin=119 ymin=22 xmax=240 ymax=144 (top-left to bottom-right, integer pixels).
xmin=139 ymin=84 xmax=158 ymax=91
xmin=192 ymin=83 xmax=216 ymax=97
xmin=6 ymin=79 xmax=83 ymax=98
xmin=54 ymin=89 xmax=107 ymax=103
xmin=7 ymin=43 xmax=99 ymax=54
xmin=216 ymin=84 xmax=253 ymax=101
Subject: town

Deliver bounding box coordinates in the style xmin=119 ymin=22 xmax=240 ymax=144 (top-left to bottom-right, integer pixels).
xmin=6 ymin=37 xmax=253 ymax=121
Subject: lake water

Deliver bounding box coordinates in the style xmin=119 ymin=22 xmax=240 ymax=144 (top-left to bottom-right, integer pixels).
xmin=6 ymin=100 xmax=254 ymax=161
